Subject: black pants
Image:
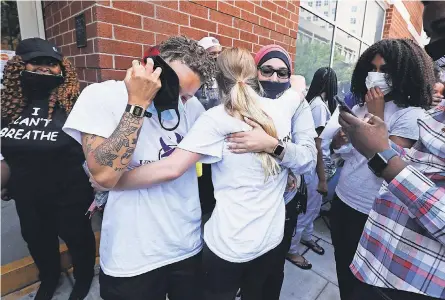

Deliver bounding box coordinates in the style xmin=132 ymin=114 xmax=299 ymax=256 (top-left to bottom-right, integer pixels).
xmin=349 ymin=281 xmax=433 ymax=300
xmin=202 ymin=243 xmax=282 ymax=300
xmin=262 ymin=197 xmax=299 ymax=300
xmin=330 ymin=194 xmax=369 ymax=300
xmin=99 ymin=252 xmax=202 ymax=300
xmin=14 ymin=191 xmax=96 ymax=283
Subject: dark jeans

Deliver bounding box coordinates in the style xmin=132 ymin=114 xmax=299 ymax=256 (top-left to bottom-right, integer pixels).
xmin=262 ymin=197 xmax=299 ymax=300
xmin=202 ymin=243 xmax=282 ymax=300
xmin=100 ymin=252 xmax=203 ymax=300
xmin=330 ymin=194 xmax=369 ymax=300
xmin=349 ymin=282 xmax=434 ymax=300
xmin=14 ymin=190 xmax=96 ymax=283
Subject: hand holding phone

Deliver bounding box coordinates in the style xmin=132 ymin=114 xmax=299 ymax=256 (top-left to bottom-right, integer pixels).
xmin=334 ymin=95 xmax=357 ymax=117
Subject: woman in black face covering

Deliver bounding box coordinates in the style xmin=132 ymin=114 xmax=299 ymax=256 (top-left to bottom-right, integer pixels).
xmin=0 ymin=38 xmax=96 ymax=300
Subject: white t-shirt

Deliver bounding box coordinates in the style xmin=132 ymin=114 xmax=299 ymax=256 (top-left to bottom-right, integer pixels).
xmin=179 ymin=89 xmax=301 ymax=263
xmin=309 ymin=96 xmax=331 ymax=160
xmin=63 ymin=80 xmax=205 ymax=277
xmin=335 ymin=101 xmax=425 ymax=214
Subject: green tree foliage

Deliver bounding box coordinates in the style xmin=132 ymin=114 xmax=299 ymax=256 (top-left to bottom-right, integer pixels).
xmin=294 ymin=38 xmax=354 ymax=86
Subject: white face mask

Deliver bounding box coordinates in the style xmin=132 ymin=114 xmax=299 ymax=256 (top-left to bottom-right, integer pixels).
xmin=365 ymin=72 xmax=392 ymax=95
xmin=335 ymin=143 xmax=353 ymax=154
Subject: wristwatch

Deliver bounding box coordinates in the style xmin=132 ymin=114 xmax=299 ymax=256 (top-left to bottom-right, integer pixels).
xmin=367 ymin=148 xmax=398 ymax=177
xmin=272 ymin=140 xmax=285 ymax=158
xmin=126 ymin=104 xmax=145 ymax=118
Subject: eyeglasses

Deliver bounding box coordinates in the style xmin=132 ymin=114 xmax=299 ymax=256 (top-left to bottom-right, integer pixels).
xmin=258 ymin=66 xmax=291 ymax=79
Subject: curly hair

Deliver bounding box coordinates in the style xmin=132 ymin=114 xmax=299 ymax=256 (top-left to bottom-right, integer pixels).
xmin=1 ymin=55 xmax=80 ymax=123
xmin=159 ymin=36 xmax=217 ymax=88
xmin=351 ymin=38 xmax=435 ymax=108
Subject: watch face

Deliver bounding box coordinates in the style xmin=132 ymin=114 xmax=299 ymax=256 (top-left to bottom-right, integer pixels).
xmin=133 ymin=106 xmax=143 ymax=116
xmin=368 ymin=154 xmax=387 ymax=176
xmin=274 ymin=144 xmax=285 ymax=156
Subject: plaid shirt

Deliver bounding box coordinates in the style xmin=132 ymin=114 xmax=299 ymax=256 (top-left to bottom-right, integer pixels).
xmin=350 ymin=103 xmax=445 ymax=299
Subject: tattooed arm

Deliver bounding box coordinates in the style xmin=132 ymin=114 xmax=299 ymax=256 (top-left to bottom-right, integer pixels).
xmin=81 ymin=112 xmax=144 ymax=188
xmin=81 ymin=60 xmax=162 ymax=189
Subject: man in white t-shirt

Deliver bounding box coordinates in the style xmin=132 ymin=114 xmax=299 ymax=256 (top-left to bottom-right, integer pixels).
xmin=63 ymin=36 xmax=216 ymax=300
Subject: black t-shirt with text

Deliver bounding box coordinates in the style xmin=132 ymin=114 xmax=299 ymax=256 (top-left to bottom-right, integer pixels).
xmin=1 ymin=98 xmax=92 ymax=203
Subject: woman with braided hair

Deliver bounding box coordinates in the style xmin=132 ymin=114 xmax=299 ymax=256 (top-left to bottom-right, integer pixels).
xmin=1 ymin=38 xmax=95 ymax=300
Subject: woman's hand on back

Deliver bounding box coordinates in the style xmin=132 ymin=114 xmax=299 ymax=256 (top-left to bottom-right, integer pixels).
xmin=226 ymin=117 xmax=278 ymax=154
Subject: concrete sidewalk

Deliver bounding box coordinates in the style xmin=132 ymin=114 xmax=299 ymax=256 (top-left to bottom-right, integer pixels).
xmin=14 ymin=218 xmax=339 ymax=300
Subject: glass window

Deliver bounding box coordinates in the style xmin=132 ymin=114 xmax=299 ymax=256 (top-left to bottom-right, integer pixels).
xmin=313 ymin=16 xmax=319 ymax=21
xmin=324 ymin=11 xmax=329 ymax=17
xmin=332 ymin=8 xmax=336 ymax=15
xmin=351 ymin=6 xmax=357 ymax=12
xmin=360 ymin=42 xmax=369 ymax=55
xmin=362 ymin=1 xmax=385 ymax=43
xmin=336 ymin=0 xmax=365 ymax=36
xmin=1 ymin=1 xmax=21 ymax=51
xmin=333 ymin=30 xmax=360 ymax=97
xmin=295 ymin=7 xmax=334 ymax=87
xmin=302 ymin=0 xmax=337 ymax=17
xmin=350 ymin=18 xmax=356 ymax=24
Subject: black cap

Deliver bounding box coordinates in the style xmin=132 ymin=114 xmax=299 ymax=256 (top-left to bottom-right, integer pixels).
xmin=16 ymin=38 xmax=63 ymax=62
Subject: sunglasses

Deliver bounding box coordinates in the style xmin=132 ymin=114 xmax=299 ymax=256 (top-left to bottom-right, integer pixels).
xmin=258 ymin=66 xmax=291 ymax=79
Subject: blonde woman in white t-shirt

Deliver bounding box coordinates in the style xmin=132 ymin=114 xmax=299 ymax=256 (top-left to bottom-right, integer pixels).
xmin=328 ymin=38 xmax=434 ymax=300
xmin=106 ymin=48 xmax=310 ymax=300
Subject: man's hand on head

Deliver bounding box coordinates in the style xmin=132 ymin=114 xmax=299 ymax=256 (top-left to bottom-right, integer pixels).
xmin=338 ymin=110 xmax=390 ymax=159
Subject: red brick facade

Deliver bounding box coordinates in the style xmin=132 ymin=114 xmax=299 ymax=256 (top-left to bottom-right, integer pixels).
xmin=383 ymin=2 xmax=423 ymax=40
xmin=42 ymin=0 xmax=423 ymax=90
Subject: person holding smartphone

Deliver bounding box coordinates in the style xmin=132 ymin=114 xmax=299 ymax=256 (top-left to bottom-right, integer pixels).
xmin=63 ymin=36 xmax=216 ymax=300
xmin=339 ymin=3 xmax=445 ymax=298
xmin=328 ymin=38 xmax=434 ymax=300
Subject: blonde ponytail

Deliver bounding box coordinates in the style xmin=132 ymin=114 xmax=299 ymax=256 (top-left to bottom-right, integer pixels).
xmin=216 ymin=48 xmax=281 ymax=178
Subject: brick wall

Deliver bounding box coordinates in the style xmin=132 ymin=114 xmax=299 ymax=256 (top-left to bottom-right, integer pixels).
xmin=403 ymin=1 xmax=423 ymax=35
xmin=43 ymin=0 xmax=424 ymax=89
xmin=43 ymin=0 xmax=301 ymax=89
xmin=383 ymin=4 xmax=412 ymax=40
xmin=43 ymin=1 xmax=99 ymax=90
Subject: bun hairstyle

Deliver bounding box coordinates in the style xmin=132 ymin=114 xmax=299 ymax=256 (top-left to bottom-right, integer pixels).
xmin=216 ymin=47 xmax=280 ymax=178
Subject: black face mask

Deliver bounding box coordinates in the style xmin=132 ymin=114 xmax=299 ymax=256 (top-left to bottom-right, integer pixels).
xmin=20 ymin=70 xmax=64 ymax=95
xmin=259 ymin=80 xmax=290 ymax=99
xmin=150 ymin=56 xmax=181 ymax=131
